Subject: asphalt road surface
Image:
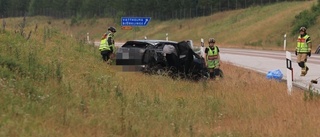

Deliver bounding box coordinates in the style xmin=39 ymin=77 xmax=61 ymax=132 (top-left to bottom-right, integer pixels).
xmin=220 ymin=48 xmax=320 ymax=92
xmin=95 ymin=41 xmax=320 ymax=91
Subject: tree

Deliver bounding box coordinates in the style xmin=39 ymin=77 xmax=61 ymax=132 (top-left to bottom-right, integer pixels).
xmin=52 ymin=0 xmax=67 ymax=13
xmin=0 ymin=0 xmax=9 ymax=15
xmin=28 ymin=0 xmax=46 ymax=16
xmin=0 ymin=0 xmax=308 ymax=19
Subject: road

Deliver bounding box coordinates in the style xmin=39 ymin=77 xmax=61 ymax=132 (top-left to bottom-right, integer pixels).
xmin=220 ymin=48 xmax=320 ymax=92
xmin=94 ymin=42 xmax=124 ymax=47
xmin=95 ymin=41 xmax=320 ymax=91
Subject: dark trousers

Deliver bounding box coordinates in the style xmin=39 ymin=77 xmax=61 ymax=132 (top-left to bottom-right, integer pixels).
xmin=101 ymin=50 xmax=112 ymax=61
xmin=209 ymin=68 xmax=221 ymax=79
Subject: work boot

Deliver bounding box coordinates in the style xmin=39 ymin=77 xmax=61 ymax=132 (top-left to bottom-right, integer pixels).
xmin=215 ymin=77 xmax=220 ymax=81
xmin=300 ymin=71 xmax=305 ymax=76
xmin=300 ymin=68 xmax=307 ymax=76
xmin=305 ymin=67 xmax=309 ymax=75
xmin=106 ymin=60 xmax=113 ymax=65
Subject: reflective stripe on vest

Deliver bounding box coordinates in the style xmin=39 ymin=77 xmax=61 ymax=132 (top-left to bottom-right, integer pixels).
xmin=296 ymin=35 xmax=310 ymax=53
xmin=207 ymin=46 xmax=219 ymax=69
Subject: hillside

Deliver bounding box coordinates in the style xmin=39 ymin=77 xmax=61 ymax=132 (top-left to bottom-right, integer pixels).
xmin=3 ymin=1 xmax=315 ymax=50
xmin=2 ymin=1 xmax=320 ymax=137
xmin=121 ymin=1 xmax=317 ymax=51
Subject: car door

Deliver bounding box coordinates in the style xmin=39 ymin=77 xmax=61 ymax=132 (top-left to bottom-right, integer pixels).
xmin=116 ymin=41 xmax=150 ymax=65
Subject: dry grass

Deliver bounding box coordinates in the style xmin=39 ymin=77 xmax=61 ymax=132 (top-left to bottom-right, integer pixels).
xmin=109 ymin=62 xmax=320 ymax=137
xmin=2 ymin=1 xmax=316 ymax=50
xmin=93 ymin=63 xmax=320 ymax=137
xmin=1 ymin=26 xmax=320 ymax=136
xmin=1 ymin=1 xmax=320 ymax=137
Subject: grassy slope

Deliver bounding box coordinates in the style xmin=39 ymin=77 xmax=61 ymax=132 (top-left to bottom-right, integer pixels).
xmin=143 ymin=1 xmax=317 ymax=51
xmin=142 ymin=1 xmax=317 ymax=51
xmin=1 ymin=1 xmax=320 ymax=137
xmin=37 ymin=1 xmax=315 ymax=51
xmin=5 ymin=1 xmax=316 ymax=50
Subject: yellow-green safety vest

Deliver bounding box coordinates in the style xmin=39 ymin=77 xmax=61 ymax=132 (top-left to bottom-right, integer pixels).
xmin=296 ymin=35 xmax=310 ymax=53
xmin=207 ymin=46 xmax=219 ymax=69
xmin=99 ymin=33 xmax=115 ymax=51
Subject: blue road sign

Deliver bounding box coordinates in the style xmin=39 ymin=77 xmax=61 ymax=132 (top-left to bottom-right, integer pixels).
xmin=121 ymin=17 xmax=151 ymax=26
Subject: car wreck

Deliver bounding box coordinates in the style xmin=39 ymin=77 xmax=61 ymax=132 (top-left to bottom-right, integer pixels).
xmin=116 ymin=40 xmax=210 ymax=81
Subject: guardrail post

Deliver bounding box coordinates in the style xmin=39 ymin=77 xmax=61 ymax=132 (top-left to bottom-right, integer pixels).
xmin=283 ymin=33 xmax=287 ymax=51
xmin=87 ymin=32 xmax=90 ymax=44
xmin=166 ymin=33 xmax=168 ymax=41
xmin=286 ymin=51 xmax=293 ymax=95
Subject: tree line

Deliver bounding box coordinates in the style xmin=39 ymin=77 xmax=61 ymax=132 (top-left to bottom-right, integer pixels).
xmin=0 ymin=0 xmax=311 ymax=20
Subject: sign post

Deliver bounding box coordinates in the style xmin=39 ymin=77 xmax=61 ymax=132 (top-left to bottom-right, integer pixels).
xmin=121 ymin=17 xmax=151 ymax=39
xmin=284 ymin=34 xmax=287 ymax=51
xmin=286 ymin=51 xmax=293 ymax=95
xmin=87 ymin=32 xmax=90 ymax=43
xmin=121 ymin=17 xmax=151 ymax=27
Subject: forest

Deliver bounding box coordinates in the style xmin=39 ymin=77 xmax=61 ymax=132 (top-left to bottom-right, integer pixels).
xmin=0 ymin=0 xmax=307 ymax=20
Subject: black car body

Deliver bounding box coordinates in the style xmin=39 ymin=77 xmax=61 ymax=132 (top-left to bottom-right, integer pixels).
xmin=116 ymin=40 xmax=177 ymax=66
xmin=116 ymin=40 xmax=209 ymax=80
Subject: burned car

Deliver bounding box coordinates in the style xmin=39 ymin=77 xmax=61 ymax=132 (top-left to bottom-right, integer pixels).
xmin=116 ymin=40 xmax=209 ymax=80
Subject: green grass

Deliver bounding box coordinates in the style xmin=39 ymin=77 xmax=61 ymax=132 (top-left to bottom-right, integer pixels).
xmin=4 ymin=1 xmax=316 ymax=51
xmin=115 ymin=1 xmax=316 ymax=51
xmin=2 ymin=1 xmax=320 ymax=137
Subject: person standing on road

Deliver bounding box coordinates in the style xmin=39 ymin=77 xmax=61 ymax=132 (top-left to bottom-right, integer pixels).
xmin=295 ymin=26 xmax=312 ymax=76
xmin=204 ymin=38 xmax=221 ymax=80
xmin=99 ymin=26 xmax=116 ymax=64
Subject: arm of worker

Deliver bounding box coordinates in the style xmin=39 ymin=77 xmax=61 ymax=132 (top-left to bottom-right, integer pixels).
xmin=217 ymin=47 xmax=221 ymax=67
xmin=307 ymin=37 xmax=312 ymax=57
xmin=107 ymin=37 xmax=112 ymax=46
xmin=307 ymin=37 xmax=312 ymax=50
xmin=107 ymin=37 xmax=115 ymax=53
xmin=216 ymin=47 xmax=220 ymax=60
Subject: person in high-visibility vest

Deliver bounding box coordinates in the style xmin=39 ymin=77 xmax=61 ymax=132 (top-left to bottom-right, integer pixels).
xmin=99 ymin=26 xmax=116 ymax=64
xmin=295 ymin=27 xmax=312 ymax=76
xmin=204 ymin=38 xmax=221 ymax=80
